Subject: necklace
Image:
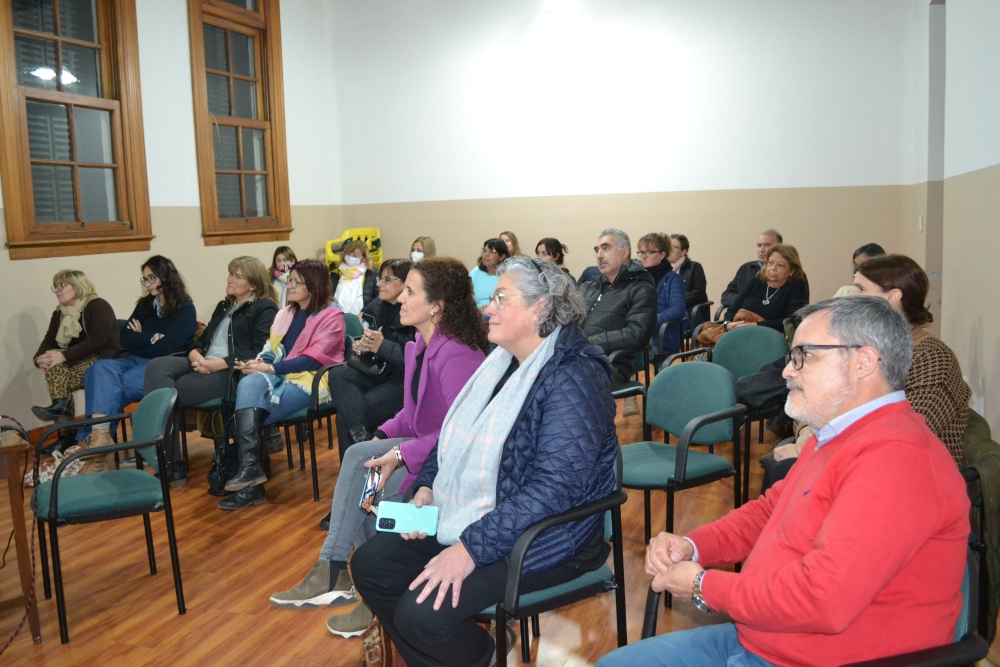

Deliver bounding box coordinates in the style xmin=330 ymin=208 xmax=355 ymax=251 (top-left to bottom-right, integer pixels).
xmin=763 ymin=285 xmax=780 ymax=306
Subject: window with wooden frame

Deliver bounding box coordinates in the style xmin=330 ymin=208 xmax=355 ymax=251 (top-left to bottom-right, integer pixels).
xmin=188 ymin=0 xmax=290 ymax=246
xmin=0 ymin=0 xmax=151 ymax=260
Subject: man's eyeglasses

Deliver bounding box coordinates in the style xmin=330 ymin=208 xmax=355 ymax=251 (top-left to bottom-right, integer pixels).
xmin=50 ymin=283 xmax=68 ymax=293
xmin=139 ymin=275 xmax=159 ymax=286
xmin=786 ymin=344 xmax=863 ymax=370
xmin=488 ymin=292 xmax=537 ymax=309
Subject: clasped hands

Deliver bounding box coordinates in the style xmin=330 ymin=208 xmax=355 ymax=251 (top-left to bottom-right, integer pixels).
xmin=233 ymin=358 xmax=273 ymax=375
xmin=645 ymin=531 xmax=704 ymax=602
xmin=35 ymin=350 xmax=66 ymax=371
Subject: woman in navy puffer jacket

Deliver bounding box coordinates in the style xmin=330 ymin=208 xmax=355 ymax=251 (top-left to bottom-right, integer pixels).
xmin=352 ymin=256 xmax=618 ymax=667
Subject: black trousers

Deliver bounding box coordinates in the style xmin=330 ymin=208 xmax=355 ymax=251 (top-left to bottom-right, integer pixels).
xmin=144 ymin=355 xmax=230 ymax=408
xmin=327 ymin=365 xmax=403 ymax=460
xmin=352 ymin=532 xmax=582 ymax=667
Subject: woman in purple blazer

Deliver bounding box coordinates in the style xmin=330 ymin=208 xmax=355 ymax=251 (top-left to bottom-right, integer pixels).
xmin=268 ymin=257 xmax=489 ymax=635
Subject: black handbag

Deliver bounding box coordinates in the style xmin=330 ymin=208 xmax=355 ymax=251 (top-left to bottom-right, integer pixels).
xmin=347 ymin=352 xmax=393 ymax=383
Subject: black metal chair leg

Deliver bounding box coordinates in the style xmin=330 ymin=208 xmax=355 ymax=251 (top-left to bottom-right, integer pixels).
xmin=142 ymin=513 xmax=157 ymax=575
xmin=49 ymin=522 xmax=70 ymax=644
xmin=665 ymin=489 xmax=675 ymax=609
xmin=296 ymin=425 xmax=306 ymax=471
xmin=163 ymin=494 xmax=187 ymax=615
xmin=531 ymin=614 xmax=540 ymax=638
xmin=326 ymin=416 xmax=334 ymax=450
xmin=495 ymin=609 xmax=509 ymax=667
xmin=743 ymin=419 xmax=752 ymax=503
xmin=286 ymin=430 xmax=294 ymax=469
xmin=37 ymin=518 xmax=51 ymax=599
xmin=643 ymin=490 xmax=651 ymax=544
xmin=520 ymin=617 xmax=530 ymax=663
xmin=309 ymin=421 xmax=320 ymax=501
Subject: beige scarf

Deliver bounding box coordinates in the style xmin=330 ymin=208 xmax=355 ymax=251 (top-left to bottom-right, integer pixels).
xmin=55 ymin=297 xmax=92 ymax=348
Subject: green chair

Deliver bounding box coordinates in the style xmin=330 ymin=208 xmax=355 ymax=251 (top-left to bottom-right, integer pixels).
xmin=711 ymin=325 xmax=788 ymax=503
xmin=621 ymin=361 xmax=745 ymax=549
xmin=608 ymin=348 xmax=653 ymax=440
xmin=343 ymin=311 xmax=365 ymax=339
xmin=477 ymin=450 xmax=627 ymax=665
xmin=31 ymin=388 xmax=185 ymax=644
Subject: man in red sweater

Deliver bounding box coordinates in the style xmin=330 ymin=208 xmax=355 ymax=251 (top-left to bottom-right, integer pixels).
xmin=599 ymin=296 xmax=970 ymax=667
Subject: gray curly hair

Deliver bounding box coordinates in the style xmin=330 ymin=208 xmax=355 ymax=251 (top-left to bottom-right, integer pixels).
xmin=496 ymin=256 xmax=586 ymax=337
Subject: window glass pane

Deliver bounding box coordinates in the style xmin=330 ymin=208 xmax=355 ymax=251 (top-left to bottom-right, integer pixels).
xmin=15 ymin=36 xmax=58 ymax=90
xmin=31 ymin=164 xmax=75 ymax=222
xmin=61 ymin=44 xmax=101 ymax=97
xmin=213 ymin=126 xmax=238 ymax=170
xmin=78 ymin=167 xmax=118 ymax=221
xmin=58 ymin=0 xmax=98 ymax=43
xmin=244 ymin=175 xmax=268 ymax=217
xmin=230 ymin=32 xmax=254 ymax=78
xmin=26 ymin=101 xmax=71 ymax=160
xmin=216 ymin=174 xmax=242 ymax=218
xmin=203 ymin=25 xmax=228 ymax=72
xmin=74 ymin=107 xmax=114 ymax=164
xmin=218 ymin=0 xmax=257 ymax=11
xmin=241 ymin=128 xmax=265 ymax=171
xmin=232 ymin=79 xmax=257 ymax=119
xmin=206 ymin=73 xmax=229 ymax=116
xmin=13 ymin=0 xmax=55 ymax=34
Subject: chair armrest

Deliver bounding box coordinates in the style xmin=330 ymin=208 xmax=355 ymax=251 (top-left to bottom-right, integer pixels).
xmin=961 ymin=466 xmax=980 ymax=484
xmin=674 ymin=404 xmax=747 ymax=484
xmin=641 ymin=585 xmax=662 ymax=639
xmin=33 ymin=412 xmax=131 ymax=453
xmin=662 ymin=348 xmax=712 ymax=368
xmin=309 ymin=361 xmax=348 ymax=411
xmin=713 ymin=304 xmax=726 ymax=320
xmin=840 ymin=633 xmax=989 ymax=667
xmin=502 ymin=490 xmax=628 ymax=614
xmin=654 ymin=320 xmax=683 ymax=355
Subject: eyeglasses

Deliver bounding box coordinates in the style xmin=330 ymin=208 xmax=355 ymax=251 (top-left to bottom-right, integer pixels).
xmin=483 ymin=248 xmax=498 ymax=255
xmin=139 ymin=274 xmax=159 ymax=286
xmin=51 ymin=283 xmax=68 ymax=293
xmin=488 ymin=292 xmax=537 ymax=309
xmin=636 ymin=250 xmax=663 ymax=258
xmin=786 ymin=344 xmax=863 ymax=370
xmin=287 ymin=278 xmax=305 ymax=287
xmin=376 ymin=276 xmax=401 ymax=284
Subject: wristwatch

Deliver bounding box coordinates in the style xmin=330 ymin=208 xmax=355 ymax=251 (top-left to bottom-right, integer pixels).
xmin=692 ymin=570 xmax=713 ymax=613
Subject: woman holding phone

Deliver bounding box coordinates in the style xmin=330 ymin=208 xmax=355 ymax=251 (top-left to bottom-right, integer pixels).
xmin=268 ymin=257 xmax=487 ymax=637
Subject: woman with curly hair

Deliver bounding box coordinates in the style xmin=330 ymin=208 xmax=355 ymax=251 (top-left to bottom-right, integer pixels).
xmin=269 ymin=257 xmax=488 ymax=637
xmin=72 ymin=256 xmax=196 ymax=476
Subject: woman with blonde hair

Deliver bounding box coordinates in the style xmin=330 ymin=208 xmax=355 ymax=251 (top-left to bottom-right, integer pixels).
xmin=721 ymin=245 xmax=808 ymax=333
xmin=410 ymin=236 xmax=437 ymax=262
xmin=499 ymin=230 xmax=523 ymax=256
xmin=145 ymin=256 xmax=279 ymax=489
xmin=332 ymin=240 xmax=378 ymax=315
xmin=31 ymin=269 xmax=123 ymax=452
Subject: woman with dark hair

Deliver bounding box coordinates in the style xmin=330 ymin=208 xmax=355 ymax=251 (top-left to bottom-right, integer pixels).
xmin=326 ymin=258 xmax=416 ymax=460
xmin=470 ymin=238 xmax=509 ymax=310
xmin=852 ymin=254 xmax=970 ymax=465
xmin=221 ymin=259 xmax=346 ymax=510
xmin=638 ymin=233 xmax=687 ymax=353
xmin=65 ymin=256 xmax=196 ymax=478
xmin=332 ymin=240 xmax=379 ymax=315
xmin=833 ymin=242 xmax=887 ymax=298
xmin=270 ymin=246 xmax=297 ymax=308
xmin=269 ymin=257 xmax=488 ymax=637
xmin=535 ymin=237 xmax=574 ymax=281
xmin=722 ymin=245 xmax=808 ymax=333
xmin=669 ymin=233 xmax=708 ymax=307
xmin=144 ymin=256 xmax=279 ymax=491
xmin=350 ymin=256 xmax=618 ymax=664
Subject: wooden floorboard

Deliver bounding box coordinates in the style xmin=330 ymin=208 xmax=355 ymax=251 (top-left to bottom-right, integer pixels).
xmin=0 ymin=401 xmax=775 ymax=666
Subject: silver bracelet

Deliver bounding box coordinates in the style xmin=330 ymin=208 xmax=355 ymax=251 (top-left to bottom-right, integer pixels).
xmin=393 ymin=446 xmax=404 ymax=467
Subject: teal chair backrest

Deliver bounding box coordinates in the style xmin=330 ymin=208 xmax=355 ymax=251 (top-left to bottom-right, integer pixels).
xmin=713 ymin=326 xmax=788 ymax=380
xmin=133 ymin=388 xmax=177 ymax=473
xmin=343 ymin=312 xmax=365 ymax=339
xmin=646 ymin=361 xmax=737 ymax=445
xmin=955 ymin=557 xmax=971 ymax=642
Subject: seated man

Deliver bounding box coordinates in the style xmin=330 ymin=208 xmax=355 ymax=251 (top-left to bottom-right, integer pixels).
xmin=598 ymin=296 xmax=969 ymax=667
xmin=721 ymin=229 xmax=813 ymax=308
xmin=577 ymin=228 xmax=657 ymax=391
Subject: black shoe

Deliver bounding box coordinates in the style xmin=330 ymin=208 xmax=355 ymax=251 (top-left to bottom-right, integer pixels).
xmin=349 ymin=426 xmax=371 ymax=445
xmin=168 ymin=461 xmax=188 ymax=488
xmin=218 ymin=484 xmax=267 ymax=510
xmin=319 ymin=511 xmax=331 ymax=531
xmin=31 ymin=399 xmax=74 ymax=422
xmin=224 ymin=408 xmax=269 ymax=492
xmin=39 ymin=432 xmax=76 ymax=457
xmin=265 ymin=426 xmax=285 ymax=454
xmin=295 ymin=422 xmax=313 ymax=444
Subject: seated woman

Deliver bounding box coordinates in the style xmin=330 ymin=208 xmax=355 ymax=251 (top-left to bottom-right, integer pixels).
xmin=469 ymin=238 xmax=510 ymax=311
xmin=331 ymin=240 xmax=378 ymax=315
xmin=222 ymin=260 xmax=345 ymax=510
xmin=144 ymin=256 xmax=278 ymax=491
xmin=763 ymin=254 xmax=971 ymax=490
xmin=410 ymin=236 xmax=436 ymax=262
xmin=499 ymin=230 xmax=523 ymax=256
xmin=270 ymin=245 xmax=297 ymax=308
xmin=72 ymin=256 xmax=196 ymax=476
xmin=638 ymin=233 xmax=687 ymax=354
xmin=350 ymin=257 xmax=619 ymax=666
xmin=722 ymin=244 xmax=808 ymax=333
xmin=327 ymin=258 xmax=416 ymax=460
xmin=668 ymin=234 xmax=708 ymax=309
xmin=31 ymin=270 xmax=123 ymax=453
xmin=535 ymin=237 xmax=574 ymax=281
xmin=268 ymin=257 xmax=488 ymax=638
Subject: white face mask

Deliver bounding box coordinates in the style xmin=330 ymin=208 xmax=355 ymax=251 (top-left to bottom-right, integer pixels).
xmin=410 ymin=251 xmax=424 ymax=262
xmin=344 ymin=255 xmax=363 ymax=268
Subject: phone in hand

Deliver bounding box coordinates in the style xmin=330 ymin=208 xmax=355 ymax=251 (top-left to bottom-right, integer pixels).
xmin=359 ymin=462 xmax=382 ymax=514
xmin=375 ymin=501 xmax=439 ymax=536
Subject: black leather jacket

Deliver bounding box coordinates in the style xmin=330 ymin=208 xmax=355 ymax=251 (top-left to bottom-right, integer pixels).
xmin=192 ymin=297 xmax=278 ymax=368
xmin=676 ymin=257 xmax=708 ymax=308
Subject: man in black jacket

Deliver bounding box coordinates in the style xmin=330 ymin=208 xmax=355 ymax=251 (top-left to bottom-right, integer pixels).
xmin=578 ymin=229 xmax=657 ymax=390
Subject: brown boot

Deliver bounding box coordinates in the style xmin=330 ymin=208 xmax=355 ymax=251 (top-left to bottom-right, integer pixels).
xmin=78 ymin=429 xmax=114 ymax=475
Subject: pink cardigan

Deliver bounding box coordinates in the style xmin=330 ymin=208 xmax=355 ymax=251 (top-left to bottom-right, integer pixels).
xmin=270 ymin=305 xmax=345 ymax=367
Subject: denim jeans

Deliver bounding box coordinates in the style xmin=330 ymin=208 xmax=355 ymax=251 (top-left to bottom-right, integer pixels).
xmin=318 ymin=437 xmax=409 ymax=562
xmin=596 ymin=623 xmax=777 ymax=667
xmin=77 ymin=357 xmax=150 ymax=442
xmin=233 ymin=372 xmax=311 ymax=425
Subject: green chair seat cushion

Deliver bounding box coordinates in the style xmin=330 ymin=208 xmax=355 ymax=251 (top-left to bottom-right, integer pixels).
xmin=33 ymin=470 xmax=164 ymax=520
xmin=478 ymin=564 xmax=613 ymax=618
xmin=621 ymin=441 xmax=733 ymax=487
xmin=193 ymin=397 xmax=224 ymax=410
xmin=281 ymin=401 xmax=335 ymax=423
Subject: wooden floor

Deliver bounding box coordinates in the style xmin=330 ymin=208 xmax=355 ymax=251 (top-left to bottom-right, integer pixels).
xmin=0 ymin=404 xmax=776 ymax=666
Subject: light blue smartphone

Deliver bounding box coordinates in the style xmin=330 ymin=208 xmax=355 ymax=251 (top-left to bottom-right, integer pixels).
xmin=375 ymin=501 xmax=439 ymax=536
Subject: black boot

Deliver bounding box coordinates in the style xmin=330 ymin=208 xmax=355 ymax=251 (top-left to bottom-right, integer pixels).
xmin=31 ymin=399 xmax=74 ymax=422
xmin=217 ymin=484 xmax=267 ymax=510
xmin=319 ymin=512 xmax=331 ymax=530
xmin=207 ymin=435 xmax=238 ymax=496
xmin=265 ymin=426 xmax=285 ymax=454
xmin=224 ymin=408 xmax=268 ymax=492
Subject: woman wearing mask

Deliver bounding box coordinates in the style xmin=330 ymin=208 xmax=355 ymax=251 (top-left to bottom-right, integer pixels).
xmin=331 ymin=240 xmax=378 ymax=315
xmin=410 ymin=236 xmax=437 ymax=263
xmin=270 ymin=246 xmax=297 ymax=308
